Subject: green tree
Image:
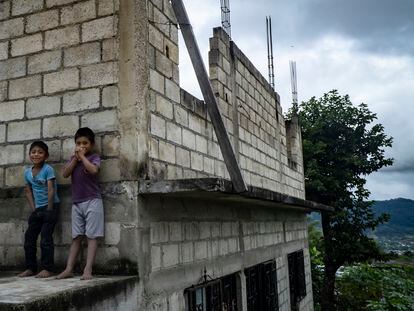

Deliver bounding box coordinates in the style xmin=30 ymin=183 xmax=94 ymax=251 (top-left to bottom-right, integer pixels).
xmin=296 ymin=90 xmax=393 ymax=310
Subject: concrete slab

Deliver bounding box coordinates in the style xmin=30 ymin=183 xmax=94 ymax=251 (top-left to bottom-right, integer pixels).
xmin=0 ymin=273 xmax=138 ymax=311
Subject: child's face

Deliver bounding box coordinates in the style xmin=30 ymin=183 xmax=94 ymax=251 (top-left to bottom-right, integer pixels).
xmin=75 ymin=136 xmax=94 ymax=155
xmin=29 ymin=146 xmax=48 ymax=165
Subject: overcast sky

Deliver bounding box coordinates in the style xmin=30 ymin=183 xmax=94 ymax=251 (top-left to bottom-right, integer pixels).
xmin=179 ymin=0 xmax=414 ymax=201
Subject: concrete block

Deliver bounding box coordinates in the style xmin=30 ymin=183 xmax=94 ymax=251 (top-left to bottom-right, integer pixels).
xmin=228 ymin=237 xmax=239 ymax=253
xmin=28 ymin=50 xmax=61 ymax=74
xmin=98 ymin=158 xmax=121 ymax=182
xmin=151 ymin=222 xmax=169 ymax=244
xmin=165 ymin=79 xmax=179 ymax=103
xmin=0 ymin=18 xmax=23 ymax=40
xmin=190 ymin=152 xmax=203 ymax=171
xmin=149 ymin=138 xmax=159 ymax=160
xmin=64 ymin=42 xmax=100 ymax=67
xmin=0 ymin=100 xmax=24 ymax=122
xmin=0 ymin=56 xmax=26 ymax=81
xmin=0 ymin=81 xmax=7 ymax=103
xmin=194 ymin=241 xmax=208 ymax=261
xmin=162 ymin=244 xmax=179 ymax=268
xmin=0 ymin=124 xmax=5 ymax=143
xmin=82 ymin=16 xmax=117 ymax=42
xmin=195 ymin=135 xmax=207 ymax=154
xmin=98 ymin=0 xmax=119 ymax=16
xmin=222 ymin=222 xmax=232 ymax=237
xmin=43 ymin=115 xmax=79 ymax=138
xmin=63 ymin=88 xmax=99 ymax=112
xmin=46 ymin=0 xmax=77 ymax=7
xmin=61 ymin=138 xmax=74 ymax=160
xmin=0 ymin=42 xmax=8 ymax=60
xmin=9 ymin=75 xmax=41 ymax=99
xmin=188 ymin=114 xmax=204 ymax=134
xmin=169 ymin=222 xmax=182 ymax=242
xmin=102 ymin=134 xmax=120 ymax=157
xmin=158 ymin=140 xmax=175 ymax=164
xmin=11 ymin=33 xmax=42 ymax=57
xmin=5 ymin=165 xmax=24 ymax=187
xmin=102 ymin=85 xmax=118 ymax=107
xmin=156 ymin=95 xmax=173 ymax=119
xmin=44 ymin=68 xmax=79 ymax=94
xmin=150 ymin=113 xmax=165 ymax=139
xmin=104 ymin=222 xmax=121 ymax=245
xmin=199 ymin=222 xmax=211 ymax=240
xmin=0 ymin=144 xmax=23 ymax=165
xmin=203 ymin=156 xmax=214 ymax=174
xmin=156 ymin=50 xmax=172 ymax=78
xmin=26 ymin=96 xmax=60 ymax=118
xmin=12 ymin=0 xmax=43 ymax=16
xmin=184 ymin=222 xmax=199 ymax=241
xmin=94 ymin=246 xmax=120 ymax=266
xmin=61 ymin=0 xmax=95 ymax=25
xmin=81 ymin=109 xmax=118 ymax=132
xmin=45 ymin=25 xmax=79 ymax=50
xmin=151 ymin=245 xmax=161 ymax=271
xmin=149 ymin=23 xmax=164 ymax=52
xmin=182 ymin=129 xmax=195 ymax=150
xmin=8 ymin=119 xmax=41 ymax=142
xmin=150 ymin=69 xmax=164 ymax=94
xmin=0 ymin=167 xmax=4 ymax=187
xmin=26 ymin=9 xmax=59 ymax=33
xmin=180 ymin=242 xmax=193 ymax=263
xmin=81 ymin=62 xmax=118 ymax=87
xmin=166 ymin=122 xmax=181 ymax=144
xmin=175 ymin=147 xmax=190 ymax=168
xmin=0 ymin=1 xmax=10 ymax=20
xmin=45 ymin=139 xmax=61 ymax=162
xmin=102 ymin=38 xmax=118 ymax=61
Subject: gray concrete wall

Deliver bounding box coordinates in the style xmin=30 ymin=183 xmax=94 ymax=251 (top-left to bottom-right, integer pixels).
xmin=137 ymin=196 xmax=313 ymax=311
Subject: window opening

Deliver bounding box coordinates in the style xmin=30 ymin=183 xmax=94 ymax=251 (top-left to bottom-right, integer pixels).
xmin=288 ymin=249 xmax=306 ymax=310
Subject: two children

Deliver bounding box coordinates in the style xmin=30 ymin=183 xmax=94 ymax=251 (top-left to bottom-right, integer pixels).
xmin=19 ymin=127 xmax=103 ymax=280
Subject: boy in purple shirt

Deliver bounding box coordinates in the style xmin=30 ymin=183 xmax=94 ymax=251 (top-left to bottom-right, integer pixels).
xmin=57 ymin=127 xmax=104 ymax=280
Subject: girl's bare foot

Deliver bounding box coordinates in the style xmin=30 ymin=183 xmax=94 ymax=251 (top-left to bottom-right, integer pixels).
xmin=80 ymin=268 xmax=93 ymax=280
xmin=56 ymin=269 xmax=74 ymax=279
xmin=18 ymin=269 xmax=34 ymax=277
xmin=35 ymin=270 xmax=54 ymax=278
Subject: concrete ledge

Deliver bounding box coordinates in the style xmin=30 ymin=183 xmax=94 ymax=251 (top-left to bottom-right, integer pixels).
xmin=0 ymin=273 xmax=138 ymax=311
xmin=138 ymin=178 xmax=334 ymax=212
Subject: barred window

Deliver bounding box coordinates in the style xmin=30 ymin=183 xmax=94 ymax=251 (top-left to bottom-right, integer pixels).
xmin=245 ymin=260 xmax=278 ymax=311
xmin=288 ymin=249 xmax=306 ymax=310
xmin=185 ymin=273 xmax=239 ymax=311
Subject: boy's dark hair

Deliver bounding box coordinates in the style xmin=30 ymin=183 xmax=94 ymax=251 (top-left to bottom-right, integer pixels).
xmin=29 ymin=141 xmax=49 ymax=156
xmin=75 ymin=127 xmax=95 ymax=144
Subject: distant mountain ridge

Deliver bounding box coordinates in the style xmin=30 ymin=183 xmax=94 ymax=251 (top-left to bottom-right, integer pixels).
xmin=373 ymin=198 xmax=414 ymax=237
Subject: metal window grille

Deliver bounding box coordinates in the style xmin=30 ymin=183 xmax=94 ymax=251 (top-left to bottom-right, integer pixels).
xmin=245 ymin=260 xmax=278 ymax=311
xmin=288 ymin=250 xmax=306 ymax=310
xmin=186 ymin=273 xmax=239 ymax=311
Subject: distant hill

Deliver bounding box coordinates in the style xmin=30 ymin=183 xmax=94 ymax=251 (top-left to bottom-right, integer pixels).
xmin=372 ymin=198 xmax=414 ymax=237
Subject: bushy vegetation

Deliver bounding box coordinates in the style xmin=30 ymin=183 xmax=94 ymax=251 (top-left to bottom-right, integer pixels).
xmin=337 ymin=264 xmax=414 ymax=311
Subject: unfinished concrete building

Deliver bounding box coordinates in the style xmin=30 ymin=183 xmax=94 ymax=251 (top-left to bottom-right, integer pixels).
xmin=0 ymin=0 xmax=330 ymax=310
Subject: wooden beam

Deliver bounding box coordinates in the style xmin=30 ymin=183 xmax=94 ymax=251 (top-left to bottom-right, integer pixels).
xmin=170 ymin=0 xmax=247 ymax=193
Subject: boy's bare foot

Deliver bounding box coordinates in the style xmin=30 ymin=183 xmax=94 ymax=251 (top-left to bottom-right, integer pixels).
xmin=35 ymin=270 xmax=54 ymax=278
xmin=80 ymin=268 xmax=93 ymax=280
xmin=18 ymin=269 xmax=34 ymax=277
xmin=56 ymin=270 xmax=74 ymax=279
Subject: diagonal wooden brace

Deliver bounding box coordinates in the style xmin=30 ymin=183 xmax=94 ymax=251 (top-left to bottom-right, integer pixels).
xmin=170 ymin=0 xmax=247 ymax=193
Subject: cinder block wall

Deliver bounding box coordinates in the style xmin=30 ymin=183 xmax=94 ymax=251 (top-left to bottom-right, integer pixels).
xmin=147 ymin=2 xmax=305 ymax=199
xmin=0 ymin=0 xmax=142 ymax=272
xmin=142 ymin=197 xmax=313 ymax=311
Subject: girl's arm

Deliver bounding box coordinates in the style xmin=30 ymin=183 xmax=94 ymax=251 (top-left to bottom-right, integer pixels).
xmin=24 ymin=185 xmax=35 ymax=211
xmin=47 ymin=179 xmax=54 ymax=210
xmin=62 ymin=156 xmax=78 ymax=178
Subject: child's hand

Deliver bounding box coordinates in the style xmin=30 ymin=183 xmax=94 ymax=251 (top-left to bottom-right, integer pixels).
xmin=74 ymin=147 xmax=82 ymax=161
xmin=77 ymin=147 xmax=87 ymax=158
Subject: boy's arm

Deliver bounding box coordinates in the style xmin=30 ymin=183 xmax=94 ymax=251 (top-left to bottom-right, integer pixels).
xmin=47 ymin=179 xmax=55 ymax=210
xmin=62 ymin=157 xmax=78 ymax=178
xmin=24 ymin=185 xmax=35 ymax=211
xmin=78 ymin=151 xmax=99 ymax=175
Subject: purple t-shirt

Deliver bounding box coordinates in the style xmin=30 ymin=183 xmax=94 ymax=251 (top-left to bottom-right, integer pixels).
xmin=69 ymin=153 xmax=101 ymax=203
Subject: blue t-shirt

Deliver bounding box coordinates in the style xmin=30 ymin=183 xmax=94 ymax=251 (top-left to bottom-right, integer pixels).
xmin=24 ymin=164 xmax=60 ymax=208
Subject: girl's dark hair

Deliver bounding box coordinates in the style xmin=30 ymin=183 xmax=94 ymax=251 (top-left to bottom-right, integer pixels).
xmin=75 ymin=127 xmax=95 ymax=144
xmin=29 ymin=141 xmax=49 ymax=156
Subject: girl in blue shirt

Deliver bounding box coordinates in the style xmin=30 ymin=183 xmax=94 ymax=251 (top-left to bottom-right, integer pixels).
xmin=18 ymin=141 xmax=59 ymax=278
